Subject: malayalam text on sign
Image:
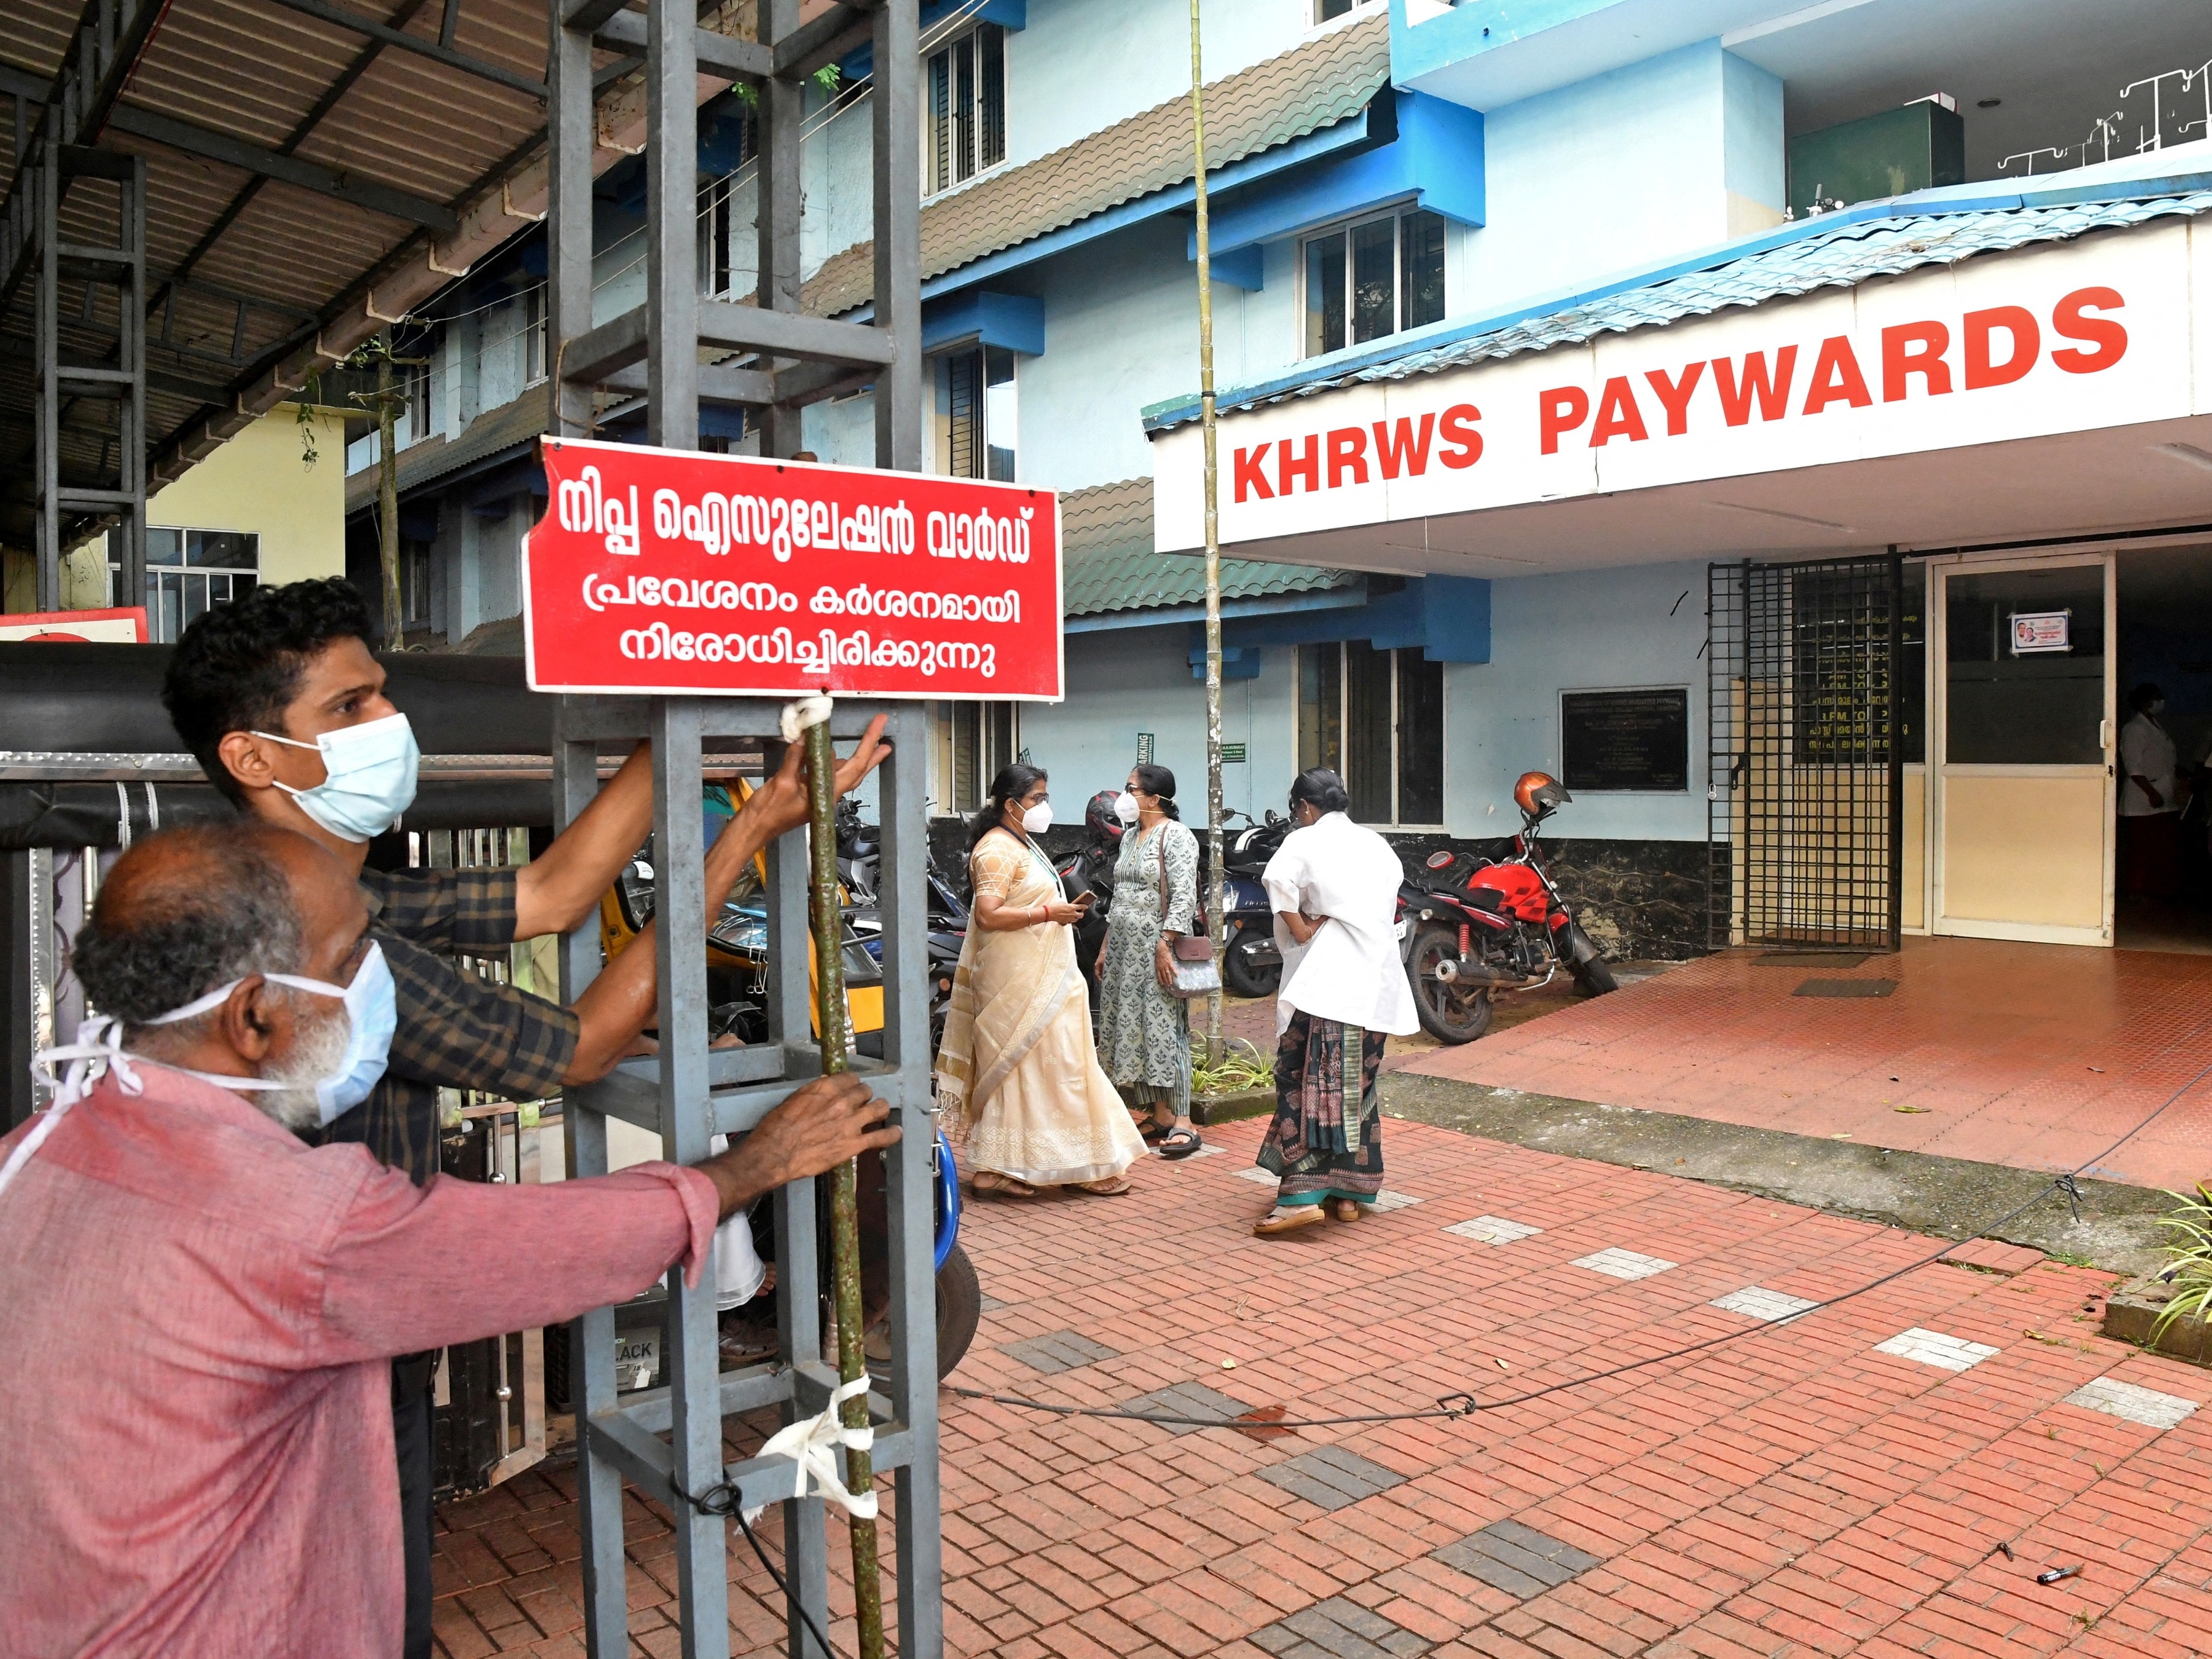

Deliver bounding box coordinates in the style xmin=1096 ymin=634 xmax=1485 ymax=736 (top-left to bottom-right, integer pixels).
xmin=523 ymin=436 xmax=1063 ymax=700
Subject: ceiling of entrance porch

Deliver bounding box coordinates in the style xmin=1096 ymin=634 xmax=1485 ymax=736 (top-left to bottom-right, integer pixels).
xmin=1727 ymin=0 xmax=2212 ymax=184
xmin=1205 ymin=411 xmax=2212 ymax=580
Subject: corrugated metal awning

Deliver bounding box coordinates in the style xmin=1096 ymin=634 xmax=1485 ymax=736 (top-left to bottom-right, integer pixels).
xmin=0 ymin=0 xmax=804 ymax=546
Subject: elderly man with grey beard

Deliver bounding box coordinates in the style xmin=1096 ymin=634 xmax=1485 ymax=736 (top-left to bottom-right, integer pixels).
xmin=0 ymin=820 xmax=896 ymax=1659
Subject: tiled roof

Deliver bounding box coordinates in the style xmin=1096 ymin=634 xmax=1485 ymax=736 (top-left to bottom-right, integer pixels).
xmin=1060 ymin=475 xmax=1353 ymax=618
xmin=804 ymin=11 xmax=1390 ymax=319
xmin=344 ymin=390 xmax=551 ymax=514
xmin=1143 ymin=178 xmax=2212 ymax=431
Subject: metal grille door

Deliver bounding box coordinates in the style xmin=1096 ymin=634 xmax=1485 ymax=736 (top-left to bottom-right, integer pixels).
xmin=1708 ymin=554 xmax=1904 ymax=951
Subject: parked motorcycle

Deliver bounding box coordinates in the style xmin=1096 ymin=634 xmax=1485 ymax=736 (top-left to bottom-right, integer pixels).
xmin=1398 ymin=771 xmax=1618 ymax=1043
xmin=1056 ymin=790 xmax=1123 ymax=1014
xmin=1215 ymin=808 xmax=1290 ymax=998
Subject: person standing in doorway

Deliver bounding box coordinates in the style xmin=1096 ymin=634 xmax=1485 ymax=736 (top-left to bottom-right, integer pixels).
xmin=935 ymin=764 xmax=1145 ymax=1199
xmin=1252 ymin=769 xmax=1417 ymax=1236
xmin=2120 ymin=681 xmax=2183 ymax=898
xmin=1096 ymin=764 xmax=1204 ymax=1160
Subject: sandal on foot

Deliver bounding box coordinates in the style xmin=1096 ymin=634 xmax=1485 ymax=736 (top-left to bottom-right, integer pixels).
xmin=1156 ymin=1127 xmax=1204 ymax=1160
xmin=1254 ymin=1206 xmax=1327 ymax=1237
xmin=1331 ymin=1199 xmax=1362 ymax=1222
xmin=971 ymin=1171 xmax=1041 ymax=1200
xmin=1073 ymin=1175 xmax=1134 ymax=1196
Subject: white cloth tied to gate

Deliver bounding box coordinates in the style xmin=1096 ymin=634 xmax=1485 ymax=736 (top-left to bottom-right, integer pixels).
xmin=779 ymin=693 xmax=834 ymax=744
xmin=743 ymin=1372 xmax=879 ymax=1524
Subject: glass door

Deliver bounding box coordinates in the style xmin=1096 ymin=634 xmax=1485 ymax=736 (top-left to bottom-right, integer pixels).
xmin=1930 ymin=554 xmax=2115 ymax=945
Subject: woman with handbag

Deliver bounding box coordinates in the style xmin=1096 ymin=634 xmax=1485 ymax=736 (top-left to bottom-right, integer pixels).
xmin=1251 ymin=768 xmax=1418 ymax=1236
xmin=935 ymin=764 xmax=1146 ymax=1200
xmin=1095 ymin=764 xmax=1208 ymax=1160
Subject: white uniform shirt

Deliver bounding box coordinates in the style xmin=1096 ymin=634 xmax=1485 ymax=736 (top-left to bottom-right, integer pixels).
xmin=1261 ymin=811 xmax=1418 ymax=1037
xmin=2119 ymin=713 xmax=2178 ymax=817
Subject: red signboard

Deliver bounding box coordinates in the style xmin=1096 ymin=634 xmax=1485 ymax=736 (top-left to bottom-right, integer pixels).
xmin=523 ymin=436 xmax=1063 ymax=700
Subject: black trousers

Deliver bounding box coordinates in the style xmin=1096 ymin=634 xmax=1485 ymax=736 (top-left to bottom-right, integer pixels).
xmin=393 ymin=1353 xmax=438 ymax=1659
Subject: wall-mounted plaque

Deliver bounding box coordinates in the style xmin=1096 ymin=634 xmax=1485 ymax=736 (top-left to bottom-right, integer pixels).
xmin=1561 ymin=688 xmax=1690 ymax=793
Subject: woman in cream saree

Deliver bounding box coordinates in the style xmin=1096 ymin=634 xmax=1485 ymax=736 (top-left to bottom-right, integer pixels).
xmin=936 ymin=765 xmax=1144 ymax=1198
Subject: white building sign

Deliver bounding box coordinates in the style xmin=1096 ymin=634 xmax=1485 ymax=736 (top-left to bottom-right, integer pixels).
xmin=1153 ymin=220 xmax=2212 ymax=552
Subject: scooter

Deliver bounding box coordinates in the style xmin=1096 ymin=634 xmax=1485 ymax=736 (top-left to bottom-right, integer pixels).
xmin=1399 ymin=771 xmax=1618 ymax=1044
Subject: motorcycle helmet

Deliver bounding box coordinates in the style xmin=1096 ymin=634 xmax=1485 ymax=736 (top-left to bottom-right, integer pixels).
xmin=1513 ymin=770 xmax=1571 ymax=821
xmin=1084 ymin=789 xmax=1125 ymax=845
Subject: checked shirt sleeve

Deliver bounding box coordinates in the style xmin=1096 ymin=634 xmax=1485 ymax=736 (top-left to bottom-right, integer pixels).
xmin=360 ymin=867 xmax=525 ymax=959
xmin=382 ymin=933 xmax=580 ymax=1104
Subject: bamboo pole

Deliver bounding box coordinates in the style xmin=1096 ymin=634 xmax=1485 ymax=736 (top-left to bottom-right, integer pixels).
xmin=1189 ymin=0 xmax=1226 ymax=1066
xmin=804 ymin=716 xmax=885 ymax=1659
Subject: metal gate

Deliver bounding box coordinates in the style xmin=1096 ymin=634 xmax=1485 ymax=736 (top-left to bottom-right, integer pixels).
xmin=1708 ymin=553 xmax=1904 ymax=951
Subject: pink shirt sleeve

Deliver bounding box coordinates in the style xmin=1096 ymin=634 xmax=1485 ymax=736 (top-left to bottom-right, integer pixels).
xmin=311 ymin=1159 xmax=722 ymax=1366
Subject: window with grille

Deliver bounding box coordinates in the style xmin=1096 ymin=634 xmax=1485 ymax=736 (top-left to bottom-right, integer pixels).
xmin=933 ymin=700 xmax=1018 ymax=814
xmin=1300 ymin=207 xmax=1448 ymax=359
xmin=925 ymin=23 xmax=1007 ymax=196
xmin=930 ymin=343 xmax=1017 ymax=481
xmin=1296 ymin=641 xmax=1445 ymax=825
xmin=1314 ymin=0 xmax=1384 ymax=21
xmin=119 ymin=529 xmax=259 ymax=642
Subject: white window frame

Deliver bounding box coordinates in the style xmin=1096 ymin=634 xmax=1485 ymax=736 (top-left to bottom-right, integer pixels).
xmin=1312 ymin=0 xmax=1385 ymax=27
xmin=1295 ymin=202 xmax=1449 ymax=362
xmin=1295 ymin=641 xmax=1447 ymax=828
xmin=922 ymin=21 xmax=1009 ymax=199
xmin=119 ymin=528 xmax=262 ymax=643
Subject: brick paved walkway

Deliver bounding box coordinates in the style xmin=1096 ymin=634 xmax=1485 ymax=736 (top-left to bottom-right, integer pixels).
xmin=1401 ymin=938 xmax=2212 ymax=1191
xmin=432 ymin=1115 xmax=2212 ymax=1658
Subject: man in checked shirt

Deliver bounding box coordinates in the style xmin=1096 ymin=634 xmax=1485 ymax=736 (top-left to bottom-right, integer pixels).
xmin=162 ymin=577 xmax=887 ymax=1659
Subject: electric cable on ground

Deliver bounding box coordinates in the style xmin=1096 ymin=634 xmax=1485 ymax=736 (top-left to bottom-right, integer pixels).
xmin=949 ymin=1051 xmax=2212 ymax=1432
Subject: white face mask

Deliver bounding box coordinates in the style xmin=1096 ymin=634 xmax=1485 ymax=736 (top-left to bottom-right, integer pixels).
xmin=253 ymin=712 xmax=420 ymax=844
xmin=1113 ymin=792 xmax=1140 ymax=826
xmin=1021 ymin=800 xmax=1053 ymax=835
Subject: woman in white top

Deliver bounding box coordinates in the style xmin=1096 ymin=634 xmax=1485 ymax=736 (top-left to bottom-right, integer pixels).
xmin=1252 ymin=769 xmax=1418 ymax=1237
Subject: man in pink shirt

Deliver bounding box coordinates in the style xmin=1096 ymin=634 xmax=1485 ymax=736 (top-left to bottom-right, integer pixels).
xmin=0 ymin=821 xmax=896 ymax=1658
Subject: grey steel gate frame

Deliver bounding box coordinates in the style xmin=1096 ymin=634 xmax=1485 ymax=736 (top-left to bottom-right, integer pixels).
xmin=544 ymin=2 xmax=935 ymax=1654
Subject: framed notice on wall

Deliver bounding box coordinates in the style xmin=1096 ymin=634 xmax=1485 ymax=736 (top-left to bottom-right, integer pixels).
xmin=1561 ymin=687 xmax=1690 ymax=793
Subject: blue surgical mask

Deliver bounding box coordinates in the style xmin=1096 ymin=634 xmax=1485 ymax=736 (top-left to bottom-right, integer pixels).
xmin=253 ymin=712 xmax=420 ymax=843
xmin=139 ymin=941 xmax=396 ymax=1126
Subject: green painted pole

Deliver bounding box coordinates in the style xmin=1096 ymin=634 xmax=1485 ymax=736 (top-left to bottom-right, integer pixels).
xmin=804 ymin=716 xmax=884 ymax=1659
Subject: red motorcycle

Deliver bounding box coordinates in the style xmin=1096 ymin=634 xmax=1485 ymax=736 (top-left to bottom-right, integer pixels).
xmin=1400 ymin=771 xmax=1618 ymax=1043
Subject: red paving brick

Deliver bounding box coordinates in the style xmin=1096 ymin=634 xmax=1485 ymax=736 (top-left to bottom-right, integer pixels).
xmin=432 ymin=1118 xmax=2212 ymax=1657
xmin=1399 ymin=937 xmax=2212 ymax=1190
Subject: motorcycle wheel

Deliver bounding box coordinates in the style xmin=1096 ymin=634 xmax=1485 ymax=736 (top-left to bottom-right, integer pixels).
xmin=1571 ymin=953 xmax=1619 ymax=996
xmin=935 ymin=1242 xmax=982 ymax=1380
xmin=1221 ymin=930 xmax=1281 ymax=998
xmin=1407 ymin=922 xmax=1494 ymax=1044
xmin=1565 ymin=925 xmax=1619 ymax=996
